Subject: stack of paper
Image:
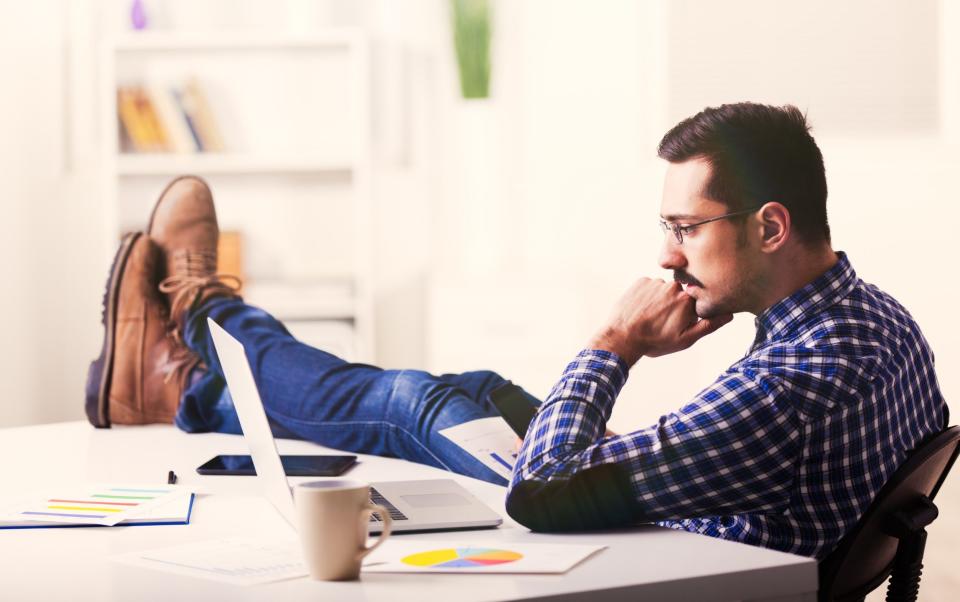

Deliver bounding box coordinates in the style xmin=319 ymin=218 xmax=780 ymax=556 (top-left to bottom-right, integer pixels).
xmin=113 ymin=537 xmax=605 ymax=586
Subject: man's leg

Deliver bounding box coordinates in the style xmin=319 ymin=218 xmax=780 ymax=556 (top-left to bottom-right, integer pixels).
xmin=175 ymin=296 xmax=510 ymax=485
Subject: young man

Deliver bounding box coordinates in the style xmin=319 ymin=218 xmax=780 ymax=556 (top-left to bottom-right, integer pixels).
xmin=86 ymin=102 xmax=948 ymax=560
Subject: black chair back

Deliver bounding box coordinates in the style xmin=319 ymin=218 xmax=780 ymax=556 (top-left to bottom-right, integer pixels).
xmin=818 ymin=425 xmax=960 ymax=601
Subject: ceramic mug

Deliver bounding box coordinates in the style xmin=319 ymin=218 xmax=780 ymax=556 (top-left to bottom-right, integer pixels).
xmin=294 ymin=479 xmax=392 ymax=580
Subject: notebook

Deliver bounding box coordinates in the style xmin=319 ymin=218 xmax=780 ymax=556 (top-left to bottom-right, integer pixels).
xmin=0 ymin=490 xmax=195 ymax=529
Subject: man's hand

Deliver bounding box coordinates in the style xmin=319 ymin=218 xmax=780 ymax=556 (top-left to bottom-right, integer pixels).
xmin=587 ymin=278 xmax=733 ymax=366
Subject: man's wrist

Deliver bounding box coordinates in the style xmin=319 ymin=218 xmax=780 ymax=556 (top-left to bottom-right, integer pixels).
xmin=587 ymin=331 xmax=643 ymax=366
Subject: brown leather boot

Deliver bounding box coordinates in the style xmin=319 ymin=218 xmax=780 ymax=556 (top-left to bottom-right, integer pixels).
xmin=85 ymin=232 xmax=195 ymax=427
xmin=147 ymin=175 xmax=240 ymax=340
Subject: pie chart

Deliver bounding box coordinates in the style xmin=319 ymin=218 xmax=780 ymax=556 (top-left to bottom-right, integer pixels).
xmin=401 ymin=547 xmax=523 ymax=568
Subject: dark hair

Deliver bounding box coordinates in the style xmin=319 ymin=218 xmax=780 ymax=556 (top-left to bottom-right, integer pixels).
xmin=657 ymin=102 xmax=830 ymax=244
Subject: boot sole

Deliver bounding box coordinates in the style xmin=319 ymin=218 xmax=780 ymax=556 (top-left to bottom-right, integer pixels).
xmin=85 ymin=232 xmax=142 ymax=428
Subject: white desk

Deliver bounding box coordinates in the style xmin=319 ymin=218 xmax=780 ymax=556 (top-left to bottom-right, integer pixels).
xmin=2 ymin=422 xmax=816 ymax=601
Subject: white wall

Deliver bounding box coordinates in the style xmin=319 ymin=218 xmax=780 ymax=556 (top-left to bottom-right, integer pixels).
xmin=427 ymin=0 xmax=960 ymax=436
xmin=0 ymin=0 xmax=106 ymax=427
xmin=1 ymin=0 xmax=957 ymax=435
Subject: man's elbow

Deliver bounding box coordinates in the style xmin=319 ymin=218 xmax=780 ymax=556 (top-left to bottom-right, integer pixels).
xmin=505 ymin=480 xmax=570 ymax=532
xmin=505 ymin=464 xmax=639 ymax=532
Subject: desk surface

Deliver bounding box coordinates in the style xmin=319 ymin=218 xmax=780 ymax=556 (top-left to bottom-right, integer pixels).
xmin=2 ymin=422 xmax=816 ymax=601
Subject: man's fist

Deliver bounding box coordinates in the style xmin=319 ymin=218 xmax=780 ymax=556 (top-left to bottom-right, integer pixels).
xmin=587 ymin=278 xmax=733 ymax=366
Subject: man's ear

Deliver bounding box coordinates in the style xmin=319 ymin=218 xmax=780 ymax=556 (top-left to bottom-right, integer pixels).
xmin=757 ymin=202 xmax=790 ymax=253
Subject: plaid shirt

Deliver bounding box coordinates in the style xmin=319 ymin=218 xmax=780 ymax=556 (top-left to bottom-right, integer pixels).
xmin=506 ymin=253 xmax=948 ymax=559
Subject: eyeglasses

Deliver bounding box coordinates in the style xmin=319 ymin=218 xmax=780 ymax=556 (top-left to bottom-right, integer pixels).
xmin=658 ymin=206 xmax=763 ymax=244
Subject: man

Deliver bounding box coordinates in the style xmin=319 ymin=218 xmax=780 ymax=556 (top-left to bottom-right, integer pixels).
xmin=86 ymin=102 xmax=948 ymax=560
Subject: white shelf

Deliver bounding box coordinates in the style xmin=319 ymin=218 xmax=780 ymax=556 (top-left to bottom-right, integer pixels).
xmin=112 ymin=30 xmax=362 ymax=52
xmin=116 ymin=153 xmax=355 ymax=175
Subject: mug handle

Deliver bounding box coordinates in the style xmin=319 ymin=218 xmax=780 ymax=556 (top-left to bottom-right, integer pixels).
xmin=357 ymin=503 xmax=392 ymax=562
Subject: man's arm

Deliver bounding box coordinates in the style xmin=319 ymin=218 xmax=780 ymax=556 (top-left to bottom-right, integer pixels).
xmin=505 ymin=278 xmax=799 ymax=531
xmin=506 ymin=350 xmax=802 ymax=531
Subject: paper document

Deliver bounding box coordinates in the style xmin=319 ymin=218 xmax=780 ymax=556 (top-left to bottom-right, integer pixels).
xmin=114 ymin=537 xmax=307 ymax=586
xmin=439 ymin=417 xmax=519 ymax=480
xmin=1 ymin=484 xmax=186 ymax=527
xmin=363 ymin=539 xmax=606 ymax=574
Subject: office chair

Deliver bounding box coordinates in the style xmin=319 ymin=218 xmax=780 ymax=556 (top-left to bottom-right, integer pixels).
xmin=817 ymin=425 xmax=960 ymax=602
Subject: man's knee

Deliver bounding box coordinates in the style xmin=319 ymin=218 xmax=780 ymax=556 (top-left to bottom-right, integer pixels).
xmin=384 ymin=370 xmax=436 ymax=419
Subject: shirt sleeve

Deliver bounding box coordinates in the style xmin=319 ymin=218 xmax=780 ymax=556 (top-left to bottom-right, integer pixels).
xmin=505 ymin=349 xmax=802 ymax=532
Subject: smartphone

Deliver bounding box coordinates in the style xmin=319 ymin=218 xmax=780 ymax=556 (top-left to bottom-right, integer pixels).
xmin=196 ymin=454 xmax=357 ymax=477
xmin=488 ymin=381 xmax=541 ymax=438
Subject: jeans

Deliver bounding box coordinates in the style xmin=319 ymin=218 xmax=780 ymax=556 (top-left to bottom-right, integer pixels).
xmin=174 ymin=297 xmax=511 ymax=485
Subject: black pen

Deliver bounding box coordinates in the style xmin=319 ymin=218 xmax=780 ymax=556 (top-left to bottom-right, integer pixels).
xmin=167 ymin=470 xmax=178 ymax=485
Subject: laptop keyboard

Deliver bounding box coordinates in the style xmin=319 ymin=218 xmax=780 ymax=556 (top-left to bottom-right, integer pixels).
xmin=368 ymin=487 xmax=409 ymax=522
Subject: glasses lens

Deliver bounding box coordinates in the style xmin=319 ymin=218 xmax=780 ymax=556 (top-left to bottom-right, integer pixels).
xmin=659 ymin=221 xmax=683 ymax=244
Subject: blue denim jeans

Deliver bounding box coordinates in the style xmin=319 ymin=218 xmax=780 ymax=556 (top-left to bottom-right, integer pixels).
xmin=174 ymin=297 xmax=511 ymax=485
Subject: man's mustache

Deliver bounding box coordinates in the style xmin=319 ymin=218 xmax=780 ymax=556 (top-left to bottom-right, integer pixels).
xmin=673 ymin=270 xmax=704 ymax=288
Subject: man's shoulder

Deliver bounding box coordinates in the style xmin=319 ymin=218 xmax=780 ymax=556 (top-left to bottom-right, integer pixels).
xmin=738 ymin=278 xmax=927 ymax=419
xmin=780 ymin=276 xmax=919 ymax=354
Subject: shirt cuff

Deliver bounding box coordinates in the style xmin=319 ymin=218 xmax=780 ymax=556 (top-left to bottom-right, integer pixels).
xmin=549 ymin=349 xmax=630 ymax=417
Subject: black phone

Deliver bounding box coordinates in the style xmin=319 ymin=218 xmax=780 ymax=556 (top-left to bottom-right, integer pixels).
xmin=196 ymin=454 xmax=357 ymax=477
xmin=488 ymin=381 xmax=541 ymax=438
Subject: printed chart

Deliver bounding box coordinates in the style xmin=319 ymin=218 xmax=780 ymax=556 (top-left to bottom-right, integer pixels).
xmin=402 ymin=547 xmax=523 ymax=569
xmin=364 ymin=540 xmax=606 ymax=574
xmin=7 ymin=485 xmax=180 ymax=526
xmin=439 ymin=417 xmax=519 ymax=480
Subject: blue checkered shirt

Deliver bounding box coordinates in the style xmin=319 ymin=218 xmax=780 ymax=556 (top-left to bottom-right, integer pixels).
xmin=505 ymin=253 xmax=948 ymax=559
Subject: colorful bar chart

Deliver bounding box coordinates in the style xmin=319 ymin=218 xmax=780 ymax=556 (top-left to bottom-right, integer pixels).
xmin=489 ymin=452 xmax=515 ymax=471
xmin=13 ymin=485 xmax=177 ymax=526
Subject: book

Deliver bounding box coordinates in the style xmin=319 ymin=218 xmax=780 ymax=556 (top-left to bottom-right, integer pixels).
xmin=217 ymin=230 xmax=244 ymax=292
xmin=180 ymin=78 xmax=225 ymax=152
xmin=133 ymin=87 xmax=169 ymax=152
xmin=147 ymin=84 xmax=199 ymax=153
xmin=117 ymin=86 xmax=152 ymax=152
xmin=171 ymin=88 xmax=205 ymax=151
xmin=117 ymin=79 xmax=225 ymax=154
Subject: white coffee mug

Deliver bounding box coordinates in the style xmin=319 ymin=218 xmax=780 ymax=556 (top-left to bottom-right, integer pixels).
xmin=293 ymin=479 xmax=392 ymax=581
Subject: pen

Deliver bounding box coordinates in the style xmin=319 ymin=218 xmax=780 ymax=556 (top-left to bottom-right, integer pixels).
xmin=168 ymin=470 xmax=178 ymax=485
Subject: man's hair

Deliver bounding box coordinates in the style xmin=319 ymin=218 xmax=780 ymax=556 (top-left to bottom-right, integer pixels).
xmin=657 ymin=102 xmax=830 ymax=244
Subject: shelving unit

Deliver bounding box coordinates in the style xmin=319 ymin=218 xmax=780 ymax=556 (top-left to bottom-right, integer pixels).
xmin=99 ymin=30 xmax=375 ymax=361
xmin=115 ymin=154 xmax=354 ymax=176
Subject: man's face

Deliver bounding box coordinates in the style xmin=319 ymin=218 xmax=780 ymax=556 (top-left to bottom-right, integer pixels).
xmin=658 ymin=158 xmax=763 ymax=318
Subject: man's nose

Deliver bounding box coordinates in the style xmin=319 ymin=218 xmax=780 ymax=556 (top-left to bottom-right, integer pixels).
xmin=658 ymin=238 xmax=687 ymax=270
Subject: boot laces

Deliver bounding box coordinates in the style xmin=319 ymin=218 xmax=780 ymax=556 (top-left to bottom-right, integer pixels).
xmin=158 ymin=248 xmax=241 ymax=354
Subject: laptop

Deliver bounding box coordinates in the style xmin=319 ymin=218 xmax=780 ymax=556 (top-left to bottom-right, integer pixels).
xmin=207 ymin=318 xmax=503 ymax=534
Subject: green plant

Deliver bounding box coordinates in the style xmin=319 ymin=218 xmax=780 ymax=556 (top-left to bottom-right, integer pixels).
xmin=451 ymin=0 xmax=492 ymax=99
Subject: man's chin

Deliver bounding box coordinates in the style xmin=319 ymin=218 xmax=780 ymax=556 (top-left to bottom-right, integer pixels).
xmin=694 ymin=297 xmax=727 ymax=319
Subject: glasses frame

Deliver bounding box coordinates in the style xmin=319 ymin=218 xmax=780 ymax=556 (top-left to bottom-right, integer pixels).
xmin=659 ymin=205 xmax=764 ymax=244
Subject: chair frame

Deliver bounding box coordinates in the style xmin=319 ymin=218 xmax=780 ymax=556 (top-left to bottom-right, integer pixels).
xmin=818 ymin=425 xmax=960 ymax=602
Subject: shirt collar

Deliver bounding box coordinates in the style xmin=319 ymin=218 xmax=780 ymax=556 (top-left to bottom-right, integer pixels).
xmin=752 ymin=251 xmax=857 ymax=346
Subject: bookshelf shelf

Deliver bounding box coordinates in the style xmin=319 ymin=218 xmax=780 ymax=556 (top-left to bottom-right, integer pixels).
xmin=100 ymin=29 xmax=375 ymax=362
xmin=116 ymin=154 xmax=355 ymax=176
xmin=112 ymin=31 xmax=361 ymax=52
